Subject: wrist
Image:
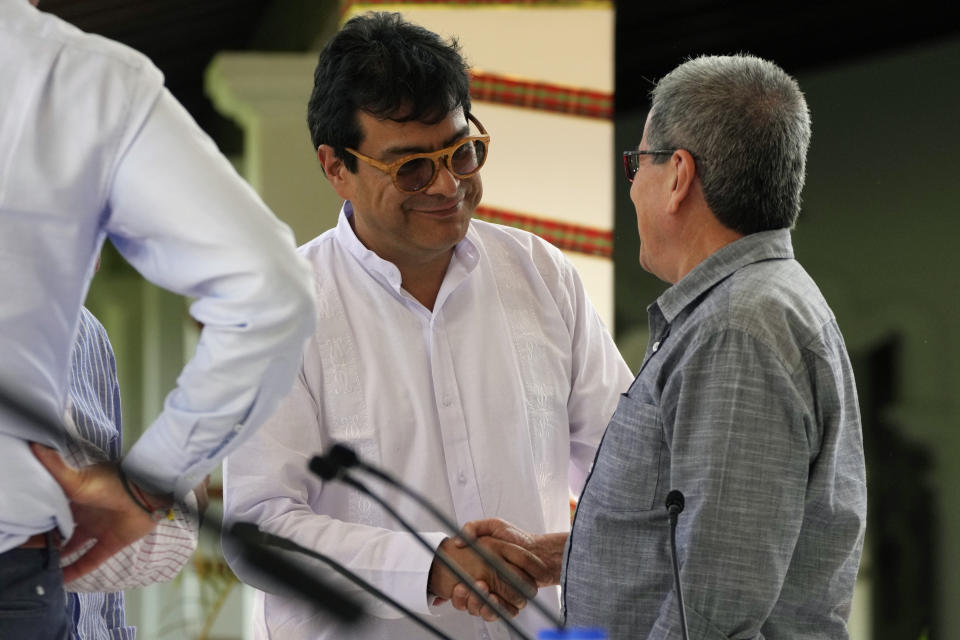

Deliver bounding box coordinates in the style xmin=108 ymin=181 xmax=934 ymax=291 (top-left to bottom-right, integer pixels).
xmin=120 ymin=469 xmax=175 ymax=522
xmin=540 ymin=532 xmax=568 ymax=557
xmin=532 ymin=532 xmax=567 ymax=585
xmin=426 ymin=537 xmax=445 ymax=597
xmin=427 ymin=537 xmax=456 ymax=599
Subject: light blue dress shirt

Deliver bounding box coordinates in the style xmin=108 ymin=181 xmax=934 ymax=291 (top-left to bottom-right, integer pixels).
xmin=0 ymin=0 xmax=314 ymax=553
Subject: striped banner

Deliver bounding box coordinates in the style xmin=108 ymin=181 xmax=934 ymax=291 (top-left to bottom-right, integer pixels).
xmin=470 ymin=70 xmax=612 ymax=119
xmin=475 ymin=205 xmax=613 ymax=257
xmin=342 ymin=0 xmax=611 ymax=16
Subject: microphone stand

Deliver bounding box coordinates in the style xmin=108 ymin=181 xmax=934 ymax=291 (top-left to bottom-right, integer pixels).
xmin=0 ymin=382 xmax=363 ymax=626
xmin=0 ymin=380 xmax=63 ymax=443
xmin=320 ymin=444 xmax=565 ymax=629
xmin=311 ymin=455 xmax=536 ymax=640
xmin=665 ymin=490 xmax=690 ymax=640
xmin=210 ymin=516 xmax=364 ymax=624
xmin=230 ymin=522 xmax=456 ymax=640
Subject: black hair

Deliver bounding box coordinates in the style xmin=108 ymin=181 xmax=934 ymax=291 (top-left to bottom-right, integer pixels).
xmin=307 ymin=11 xmax=472 ymax=172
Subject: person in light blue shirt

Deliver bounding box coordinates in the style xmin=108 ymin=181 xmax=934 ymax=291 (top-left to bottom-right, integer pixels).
xmin=0 ymin=1 xmax=315 ymax=638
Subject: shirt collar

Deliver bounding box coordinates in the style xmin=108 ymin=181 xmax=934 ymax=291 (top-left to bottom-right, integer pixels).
xmin=333 ymin=201 xmax=480 ymax=293
xmin=654 ymin=228 xmax=795 ymax=323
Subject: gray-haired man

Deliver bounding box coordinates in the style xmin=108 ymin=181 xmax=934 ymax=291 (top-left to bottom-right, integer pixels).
xmin=460 ymin=54 xmax=867 ymax=639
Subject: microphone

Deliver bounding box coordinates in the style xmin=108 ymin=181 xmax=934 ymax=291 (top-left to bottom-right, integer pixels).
xmin=665 ymin=490 xmax=684 ymax=520
xmin=0 ymin=384 xmax=364 ymax=626
xmin=665 ymin=490 xmax=689 ymax=640
xmin=309 ymin=453 xmax=537 ymax=640
xmin=230 ymin=522 xmax=456 ymax=640
xmin=328 ymin=442 xmax=359 ymax=468
xmin=221 ymin=520 xmax=364 ymax=625
xmin=319 ymin=444 xmax=564 ymax=629
xmin=0 ymin=378 xmax=65 ymax=444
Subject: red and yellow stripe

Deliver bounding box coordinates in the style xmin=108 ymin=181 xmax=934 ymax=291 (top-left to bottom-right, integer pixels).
xmin=475 ymin=205 xmax=613 ymax=258
xmin=470 ymin=71 xmax=612 ymax=119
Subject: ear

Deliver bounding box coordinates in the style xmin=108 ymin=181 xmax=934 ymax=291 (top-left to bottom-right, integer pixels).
xmin=317 ymin=144 xmax=353 ymax=200
xmin=665 ymin=149 xmax=698 ymax=214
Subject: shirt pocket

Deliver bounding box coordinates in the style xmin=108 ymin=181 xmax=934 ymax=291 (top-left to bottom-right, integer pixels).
xmin=585 ymin=393 xmax=664 ymax=512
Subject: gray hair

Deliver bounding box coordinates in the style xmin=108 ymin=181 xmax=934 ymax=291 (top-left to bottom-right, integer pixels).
xmin=647 ymin=54 xmax=811 ymax=233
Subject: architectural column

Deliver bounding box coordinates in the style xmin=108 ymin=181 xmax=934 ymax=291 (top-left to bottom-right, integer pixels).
xmin=206 ymin=52 xmax=343 ymax=244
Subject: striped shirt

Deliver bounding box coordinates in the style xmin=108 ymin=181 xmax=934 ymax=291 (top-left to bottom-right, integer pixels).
xmin=63 ymin=307 xmax=199 ymax=640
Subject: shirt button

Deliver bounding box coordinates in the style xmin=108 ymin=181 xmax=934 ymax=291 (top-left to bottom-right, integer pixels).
xmin=458 ymin=471 xmax=467 ymax=484
xmin=442 ymin=395 xmax=453 ymax=407
xmin=652 ymin=340 xmax=661 ymax=352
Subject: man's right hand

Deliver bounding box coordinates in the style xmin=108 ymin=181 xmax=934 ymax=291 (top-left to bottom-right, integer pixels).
xmin=427 ymin=535 xmax=545 ymax=621
xmin=31 ymin=443 xmax=158 ymax=582
xmin=447 ymin=518 xmax=568 ymax=618
xmin=457 ymin=518 xmax=567 ymax=586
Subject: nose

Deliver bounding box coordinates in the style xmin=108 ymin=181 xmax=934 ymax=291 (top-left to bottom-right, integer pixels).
xmin=425 ymin=160 xmax=460 ymax=197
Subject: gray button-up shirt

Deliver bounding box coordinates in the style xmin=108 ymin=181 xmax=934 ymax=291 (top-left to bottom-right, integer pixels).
xmin=562 ymin=230 xmax=867 ymax=639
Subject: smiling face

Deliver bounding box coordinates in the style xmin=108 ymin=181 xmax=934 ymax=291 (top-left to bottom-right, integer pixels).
xmin=335 ymin=106 xmax=483 ymax=270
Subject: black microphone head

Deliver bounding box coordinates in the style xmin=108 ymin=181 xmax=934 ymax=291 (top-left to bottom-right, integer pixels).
xmin=239 ymin=535 xmax=365 ymax=624
xmin=665 ymin=490 xmax=685 ymax=515
xmin=330 ymin=443 xmax=359 ymax=469
xmin=309 ymin=454 xmax=342 ymax=480
xmin=229 ymin=521 xmax=263 ymax=542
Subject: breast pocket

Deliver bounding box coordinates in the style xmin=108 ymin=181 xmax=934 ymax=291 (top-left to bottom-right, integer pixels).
xmin=585 ymin=393 xmax=664 ymax=512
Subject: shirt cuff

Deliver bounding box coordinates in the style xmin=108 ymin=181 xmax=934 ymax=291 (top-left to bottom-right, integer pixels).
xmin=381 ymin=530 xmax=447 ymax=617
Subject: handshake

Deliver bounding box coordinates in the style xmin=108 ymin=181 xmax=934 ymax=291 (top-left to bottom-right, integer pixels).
xmin=426 ymin=518 xmax=568 ymax=621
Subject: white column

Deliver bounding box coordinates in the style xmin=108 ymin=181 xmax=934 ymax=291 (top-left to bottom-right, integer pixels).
xmin=206 ymin=52 xmax=344 ymax=245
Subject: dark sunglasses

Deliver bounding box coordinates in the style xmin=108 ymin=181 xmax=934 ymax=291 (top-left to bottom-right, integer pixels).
xmin=346 ymin=114 xmax=490 ymax=193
